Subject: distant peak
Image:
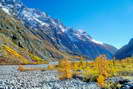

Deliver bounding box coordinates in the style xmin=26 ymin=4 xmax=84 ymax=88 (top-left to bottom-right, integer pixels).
xmin=128 ymin=38 xmax=133 ymax=45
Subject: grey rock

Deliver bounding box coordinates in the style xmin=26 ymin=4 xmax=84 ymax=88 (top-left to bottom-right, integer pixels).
xmin=0 ymin=65 xmax=101 ymax=89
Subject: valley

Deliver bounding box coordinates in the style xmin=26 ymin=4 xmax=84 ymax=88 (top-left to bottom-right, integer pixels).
xmin=0 ymin=0 xmax=133 ymax=89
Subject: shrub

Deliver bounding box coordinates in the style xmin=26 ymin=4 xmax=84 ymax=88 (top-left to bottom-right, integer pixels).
xmin=2 ymin=45 xmax=30 ymax=64
xmin=47 ymin=64 xmax=56 ymax=70
xmin=17 ymin=65 xmax=25 ymax=71
xmin=55 ymin=55 xmax=133 ymax=88
xmin=58 ymin=59 xmax=73 ymax=80
xmin=29 ymin=53 xmax=48 ymax=64
xmin=95 ymin=55 xmax=111 ymax=87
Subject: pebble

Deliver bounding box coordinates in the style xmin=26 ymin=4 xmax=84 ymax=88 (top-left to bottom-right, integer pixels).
xmin=0 ymin=65 xmax=100 ymax=89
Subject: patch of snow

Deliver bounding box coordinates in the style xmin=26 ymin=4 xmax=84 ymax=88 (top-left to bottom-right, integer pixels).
xmin=34 ymin=14 xmax=40 ymax=18
xmin=42 ymin=12 xmax=47 ymax=17
xmin=59 ymin=25 xmax=66 ymax=32
xmin=33 ymin=17 xmax=49 ymax=27
xmin=91 ymin=39 xmax=104 ymax=45
xmin=2 ymin=7 xmax=10 ymax=15
xmin=51 ymin=19 xmax=58 ymax=25
xmin=22 ymin=10 xmax=31 ymax=17
xmin=74 ymin=33 xmax=82 ymax=39
xmin=16 ymin=3 xmax=22 ymax=7
xmin=0 ymin=3 xmax=2 ymax=7
xmin=68 ymin=34 xmax=77 ymax=41
xmin=22 ymin=9 xmax=49 ymax=27
xmin=77 ymin=29 xmax=85 ymax=33
xmin=85 ymin=36 xmax=91 ymax=40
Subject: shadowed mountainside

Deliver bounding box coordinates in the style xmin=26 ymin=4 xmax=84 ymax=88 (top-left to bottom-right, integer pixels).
xmin=115 ymin=38 xmax=133 ymax=59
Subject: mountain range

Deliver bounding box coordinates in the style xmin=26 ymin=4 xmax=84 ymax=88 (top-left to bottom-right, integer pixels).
xmin=115 ymin=38 xmax=133 ymax=59
xmin=0 ymin=0 xmax=118 ymax=64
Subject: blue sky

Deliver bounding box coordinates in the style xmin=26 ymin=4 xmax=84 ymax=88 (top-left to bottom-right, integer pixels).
xmin=22 ymin=0 xmax=133 ymax=48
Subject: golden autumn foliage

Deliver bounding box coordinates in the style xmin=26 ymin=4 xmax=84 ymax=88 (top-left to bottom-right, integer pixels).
xmin=17 ymin=65 xmax=46 ymax=72
xmin=97 ymin=75 xmax=105 ymax=87
xmin=95 ymin=55 xmax=111 ymax=87
xmin=47 ymin=64 xmax=56 ymax=70
xmin=95 ymin=55 xmax=110 ymax=77
xmin=2 ymin=45 xmax=30 ymax=64
xmin=29 ymin=53 xmax=48 ymax=64
xmin=16 ymin=53 xmax=133 ymax=88
xmin=29 ymin=53 xmax=44 ymax=62
xmin=58 ymin=59 xmax=73 ymax=80
xmin=52 ymin=55 xmax=133 ymax=88
xmin=17 ymin=65 xmax=25 ymax=72
xmin=0 ymin=44 xmax=48 ymax=65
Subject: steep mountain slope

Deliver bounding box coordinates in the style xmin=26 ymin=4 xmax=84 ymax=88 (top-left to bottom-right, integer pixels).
xmin=0 ymin=0 xmax=117 ymax=59
xmin=114 ymin=38 xmax=133 ymax=59
xmin=0 ymin=9 xmax=74 ymax=64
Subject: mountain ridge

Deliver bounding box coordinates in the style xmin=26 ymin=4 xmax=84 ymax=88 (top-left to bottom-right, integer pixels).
xmin=0 ymin=8 xmax=71 ymax=64
xmin=115 ymin=38 xmax=133 ymax=59
xmin=0 ymin=0 xmax=117 ymax=60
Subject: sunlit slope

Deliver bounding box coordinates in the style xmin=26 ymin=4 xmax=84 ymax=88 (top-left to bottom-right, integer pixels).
xmin=0 ymin=9 xmax=75 ymax=64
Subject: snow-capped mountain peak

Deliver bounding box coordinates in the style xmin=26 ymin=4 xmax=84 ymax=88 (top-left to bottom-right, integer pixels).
xmin=0 ymin=0 xmax=117 ymax=59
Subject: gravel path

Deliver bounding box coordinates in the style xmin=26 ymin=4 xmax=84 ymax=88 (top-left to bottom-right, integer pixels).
xmin=0 ymin=65 xmax=100 ymax=89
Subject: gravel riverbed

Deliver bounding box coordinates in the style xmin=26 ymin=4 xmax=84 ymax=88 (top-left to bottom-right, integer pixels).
xmin=0 ymin=65 xmax=100 ymax=89
xmin=0 ymin=65 xmax=132 ymax=89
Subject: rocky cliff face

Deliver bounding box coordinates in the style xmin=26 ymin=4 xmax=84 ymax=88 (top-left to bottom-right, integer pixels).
xmin=115 ymin=38 xmax=133 ymax=59
xmin=0 ymin=0 xmax=117 ymax=60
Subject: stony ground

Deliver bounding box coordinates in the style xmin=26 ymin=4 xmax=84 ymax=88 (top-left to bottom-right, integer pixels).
xmin=0 ymin=65 xmax=100 ymax=89
xmin=0 ymin=65 xmax=132 ymax=89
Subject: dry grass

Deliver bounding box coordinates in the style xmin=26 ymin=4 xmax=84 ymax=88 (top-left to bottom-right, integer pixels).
xmin=17 ymin=65 xmax=46 ymax=72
